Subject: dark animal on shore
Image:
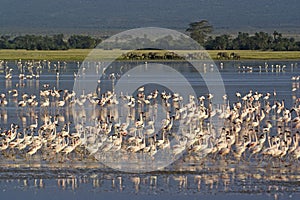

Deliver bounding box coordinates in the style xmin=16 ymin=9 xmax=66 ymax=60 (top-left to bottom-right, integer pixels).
xmin=217 ymin=52 xmax=229 ymax=59
xmin=230 ymin=52 xmax=240 ymax=60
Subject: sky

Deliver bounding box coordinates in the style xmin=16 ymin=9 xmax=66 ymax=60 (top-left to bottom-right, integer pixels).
xmin=0 ymin=0 xmax=300 ymax=34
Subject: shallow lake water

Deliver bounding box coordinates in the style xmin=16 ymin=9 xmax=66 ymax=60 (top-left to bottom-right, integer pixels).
xmin=0 ymin=59 xmax=300 ymax=199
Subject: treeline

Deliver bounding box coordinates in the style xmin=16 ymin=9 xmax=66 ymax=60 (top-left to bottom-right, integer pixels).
xmin=186 ymin=20 xmax=300 ymax=51
xmin=204 ymin=31 xmax=300 ymax=51
xmin=1 ymin=31 xmax=300 ymax=51
xmin=0 ymin=34 xmax=102 ymax=50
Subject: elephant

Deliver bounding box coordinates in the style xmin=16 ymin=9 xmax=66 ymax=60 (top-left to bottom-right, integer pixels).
xmin=164 ymin=52 xmax=184 ymax=60
xmin=230 ymin=52 xmax=240 ymax=60
xmin=153 ymin=52 xmax=165 ymax=60
xmin=164 ymin=52 xmax=175 ymax=59
xmin=217 ymin=52 xmax=230 ymax=59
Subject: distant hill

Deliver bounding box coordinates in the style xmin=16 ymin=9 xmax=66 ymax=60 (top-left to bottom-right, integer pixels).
xmin=1 ymin=0 xmax=300 ymax=35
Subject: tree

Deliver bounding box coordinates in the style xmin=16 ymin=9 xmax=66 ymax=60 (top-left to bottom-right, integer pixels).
xmin=68 ymin=35 xmax=97 ymax=49
xmin=186 ymin=20 xmax=213 ymax=45
xmin=232 ymin=32 xmax=250 ymax=50
xmin=53 ymin=34 xmax=68 ymax=50
xmin=0 ymin=35 xmax=11 ymax=49
xmin=273 ymin=31 xmax=282 ymax=42
xmin=207 ymin=34 xmax=232 ymax=50
xmin=252 ymin=32 xmax=272 ymax=50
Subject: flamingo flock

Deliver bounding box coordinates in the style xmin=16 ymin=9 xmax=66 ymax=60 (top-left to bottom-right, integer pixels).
xmin=0 ymin=59 xmax=300 ymax=167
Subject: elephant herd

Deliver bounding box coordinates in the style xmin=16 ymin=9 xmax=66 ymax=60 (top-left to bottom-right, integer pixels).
xmin=217 ymin=52 xmax=240 ymax=60
xmin=120 ymin=51 xmax=211 ymax=60
xmin=121 ymin=51 xmax=181 ymax=60
xmin=120 ymin=51 xmax=240 ymax=60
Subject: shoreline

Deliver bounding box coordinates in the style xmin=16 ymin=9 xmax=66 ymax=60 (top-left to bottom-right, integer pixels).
xmin=0 ymin=49 xmax=300 ymax=61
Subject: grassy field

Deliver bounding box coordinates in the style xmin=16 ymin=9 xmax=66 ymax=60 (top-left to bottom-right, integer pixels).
xmin=208 ymin=50 xmax=300 ymax=60
xmin=0 ymin=49 xmax=300 ymax=61
xmin=0 ymin=49 xmax=91 ymax=61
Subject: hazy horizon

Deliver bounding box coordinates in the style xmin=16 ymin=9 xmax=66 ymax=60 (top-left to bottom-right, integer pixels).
xmin=1 ymin=0 xmax=300 ymax=35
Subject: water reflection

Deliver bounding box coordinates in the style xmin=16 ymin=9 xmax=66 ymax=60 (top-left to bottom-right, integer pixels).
xmin=1 ymin=163 xmax=300 ymax=199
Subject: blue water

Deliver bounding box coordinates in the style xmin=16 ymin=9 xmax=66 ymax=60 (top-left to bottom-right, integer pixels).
xmin=1 ymin=59 xmax=300 ymax=199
